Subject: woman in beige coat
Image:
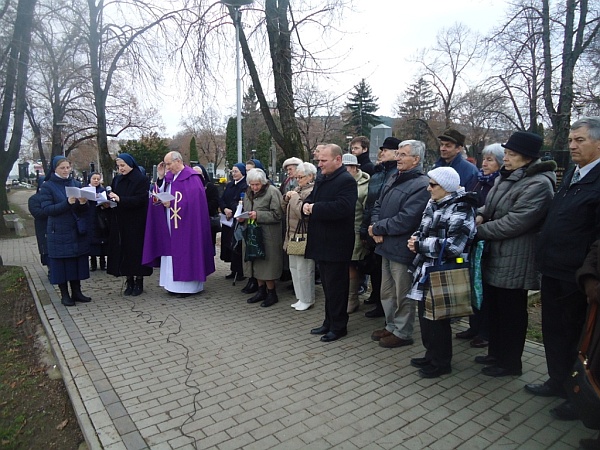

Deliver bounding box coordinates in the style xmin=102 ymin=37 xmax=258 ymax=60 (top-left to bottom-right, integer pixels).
xmin=282 ymin=162 xmax=316 ymax=311
xmin=240 ymin=168 xmax=284 ymax=307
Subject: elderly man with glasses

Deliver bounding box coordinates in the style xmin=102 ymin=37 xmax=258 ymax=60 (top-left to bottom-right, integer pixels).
xmin=368 ymin=140 xmax=430 ymax=349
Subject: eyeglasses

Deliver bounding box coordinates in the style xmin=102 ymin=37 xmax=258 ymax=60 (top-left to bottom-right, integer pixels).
xmin=428 ymin=182 xmax=440 ymax=188
xmin=296 ymin=175 xmax=307 ymax=180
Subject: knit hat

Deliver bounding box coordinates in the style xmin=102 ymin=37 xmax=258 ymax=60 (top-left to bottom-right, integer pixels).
xmin=380 ymin=137 xmax=401 ymax=150
xmin=283 ymin=157 xmax=303 ymax=169
xmin=233 ymin=163 xmax=246 ymax=176
xmin=342 ymin=154 xmax=360 ymax=166
xmin=502 ymin=131 xmax=543 ymax=159
xmin=427 ymin=167 xmax=461 ymax=193
xmin=438 ymin=129 xmax=466 ymax=147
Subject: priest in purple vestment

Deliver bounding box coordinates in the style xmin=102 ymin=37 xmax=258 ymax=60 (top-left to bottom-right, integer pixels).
xmin=142 ymin=151 xmax=215 ymax=297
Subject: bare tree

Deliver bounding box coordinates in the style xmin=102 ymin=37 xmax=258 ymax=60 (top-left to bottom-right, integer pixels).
xmin=181 ymin=0 xmax=349 ymax=159
xmin=78 ymin=0 xmax=181 ymax=182
xmin=415 ymin=23 xmax=487 ymax=128
xmin=0 ymin=0 xmax=38 ymax=212
xmin=541 ymin=0 xmax=600 ymax=149
xmin=180 ymin=108 xmax=227 ymax=168
xmin=295 ymin=84 xmax=343 ymax=158
xmin=487 ymin=0 xmax=544 ymax=133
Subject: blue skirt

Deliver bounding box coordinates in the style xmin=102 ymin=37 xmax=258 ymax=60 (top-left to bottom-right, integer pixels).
xmin=48 ymin=255 xmax=90 ymax=284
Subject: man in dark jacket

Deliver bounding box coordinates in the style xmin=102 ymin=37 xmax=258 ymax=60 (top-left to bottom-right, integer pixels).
xmin=435 ymin=128 xmax=478 ymax=191
xmin=526 ymin=117 xmax=600 ymax=421
xmin=360 ymin=136 xmax=402 ymax=317
xmin=369 ymin=140 xmax=430 ymax=348
xmin=304 ymin=144 xmax=357 ymax=342
xmin=350 ymin=136 xmax=375 ymax=176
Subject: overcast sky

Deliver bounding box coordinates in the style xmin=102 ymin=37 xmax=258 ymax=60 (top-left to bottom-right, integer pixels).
xmin=159 ymin=0 xmax=510 ymax=136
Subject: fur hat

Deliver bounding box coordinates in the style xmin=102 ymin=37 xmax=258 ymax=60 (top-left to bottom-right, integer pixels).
xmin=502 ymin=131 xmax=543 ymax=159
xmin=427 ymin=167 xmax=461 ymax=193
xmin=342 ymin=154 xmax=360 ymax=166
xmin=438 ymin=129 xmax=466 ymax=147
xmin=380 ymin=137 xmax=401 ymax=150
xmin=283 ymin=157 xmax=303 ymax=169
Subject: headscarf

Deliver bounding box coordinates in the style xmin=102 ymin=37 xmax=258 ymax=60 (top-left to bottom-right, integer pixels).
xmin=233 ymin=163 xmax=246 ymax=176
xmin=44 ymin=156 xmax=68 ymax=181
xmin=194 ymin=164 xmax=210 ymax=187
xmin=250 ymin=159 xmax=266 ymax=171
xmin=116 ymin=153 xmax=138 ymax=170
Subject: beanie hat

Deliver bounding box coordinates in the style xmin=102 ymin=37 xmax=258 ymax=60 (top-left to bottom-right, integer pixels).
xmin=438 ymin=129 xmax=466 ymax=147
xmin=233 ymin=162 xmax=246 ymax=176
xmin=502 ymin=131 xmax=543 ymax=159
xmin=427 ymin=167 xmax=461 ymax=193
xmin=380 ymin=136 xmax=401 ymax=150
xmin=342 ymin=153 xmax=360 ymax=166
xmin=283 ymin=157 xmax=303 ymax=169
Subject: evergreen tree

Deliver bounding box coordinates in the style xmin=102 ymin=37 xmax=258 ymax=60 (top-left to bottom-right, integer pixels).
xmin=119 ymin=132 xmax=169 ymax=173
xmin=225 ymin=117 xmax=237 ymax=166
xmin=344 ymin=79 xmax=382 ymax=137
xmin=189 ymin=136 xmax=199 ymax=163
xmin=397 ymin=78 xmax=437 ymax=120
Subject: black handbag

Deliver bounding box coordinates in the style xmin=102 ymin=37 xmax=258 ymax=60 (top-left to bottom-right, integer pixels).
xmin=565 ymin=301 xmax=600 ymax=429
xmin=210 ymin=214 xmax=221 ymax=233
xmin=243 ymin=219 xmax=266 ymax=262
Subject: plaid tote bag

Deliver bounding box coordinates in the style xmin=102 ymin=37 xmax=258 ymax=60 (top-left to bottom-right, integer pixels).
xmin=424 ymin=239 xmax=473 ymax=321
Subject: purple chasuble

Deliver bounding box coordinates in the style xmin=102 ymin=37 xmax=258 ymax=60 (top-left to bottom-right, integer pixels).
xmin=142 ymin=166 xmax=215 ymax=281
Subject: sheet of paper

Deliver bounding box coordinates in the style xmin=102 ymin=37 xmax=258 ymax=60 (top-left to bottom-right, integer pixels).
xmin=234 ymin=204 xmax=250 ymax=219
xmin=95 ymin=192 xmax=117 ymax=208
xmin=153 ymin=191 xmax=175 ymax=202
xmin=220 ymin=213 xmax=233 ymax=228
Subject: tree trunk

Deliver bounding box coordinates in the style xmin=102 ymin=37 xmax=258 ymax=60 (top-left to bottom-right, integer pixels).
xmin=0 ymin=0 xmax=38 ymax=212
xmin=233 ymin=1 xmax=303 ymax=159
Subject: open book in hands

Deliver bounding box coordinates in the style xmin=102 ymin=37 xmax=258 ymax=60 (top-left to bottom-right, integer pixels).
xmin=65 ymin=186 xmax=97 ymax=201
xmin=152 ymin=192 xmax=176 ymax=202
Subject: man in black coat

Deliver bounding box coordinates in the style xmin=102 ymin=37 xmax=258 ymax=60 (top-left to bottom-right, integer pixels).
xmin=526 ymin=117 xmax=600 ymax=421
xmin=303 ymin=144 xmax=358 ymax=342
xmin=350 ymin=136 xmax=376 ymax=176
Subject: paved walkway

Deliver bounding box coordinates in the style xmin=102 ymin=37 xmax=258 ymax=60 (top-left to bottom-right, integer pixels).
xmin=1 ymin=188 xmax=597 ymax=449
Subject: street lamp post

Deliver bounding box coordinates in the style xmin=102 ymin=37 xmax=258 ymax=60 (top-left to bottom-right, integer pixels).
xmin=221 ymin=0 xmax=254 ymax=164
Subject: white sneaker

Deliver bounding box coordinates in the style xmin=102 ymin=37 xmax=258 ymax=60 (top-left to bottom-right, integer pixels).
xmin=291 ymin=301 xmax=301 ymax=308
xmin=295 ymin=302 xmax=313 ymax=311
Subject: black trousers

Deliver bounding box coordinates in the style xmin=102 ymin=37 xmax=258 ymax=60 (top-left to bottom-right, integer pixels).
xmin=485 ymin=283 xmax=528 ymax=371
xmin=318 ymin=260 xmax=350 ymax=333
xmin=541 ymin=275 xmax=587 ymax=389
xmin=418 ymin=301 xmax=452 ymax=369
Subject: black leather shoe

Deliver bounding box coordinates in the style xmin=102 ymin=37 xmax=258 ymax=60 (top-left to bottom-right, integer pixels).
xmin=418 ymin=365 xmax=451 ymax=378
xmin=410 ymin=357 xmax=431 ymax=368
xmin=320 ymin=330 xmax=347 ymax=342
xmin=524 ymin=383 xmax=566 ymax=398
xmin=550 ymin=400 xmax=579 ymax=421
xmin=310 ymin=326 xmax=329 ymax=335
xmin=363 ymin=296 xmax=378 ymax=305
xmin=365 ymin=306 xmax=385 ymax=318
xmin=225 ymin=272 xmax=236 ymax=279
xmin=235 ymin=274 xmax=246 ymax=282
xmin=455 ymin=329 xmax=476 ymax=339
xmin=474 ymin=355 xmax=497 ymax=365
xmin=481 ymin=365 xmax=522 ymax=377
xmin=241 ymin=278 xmax=258 ymax=294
